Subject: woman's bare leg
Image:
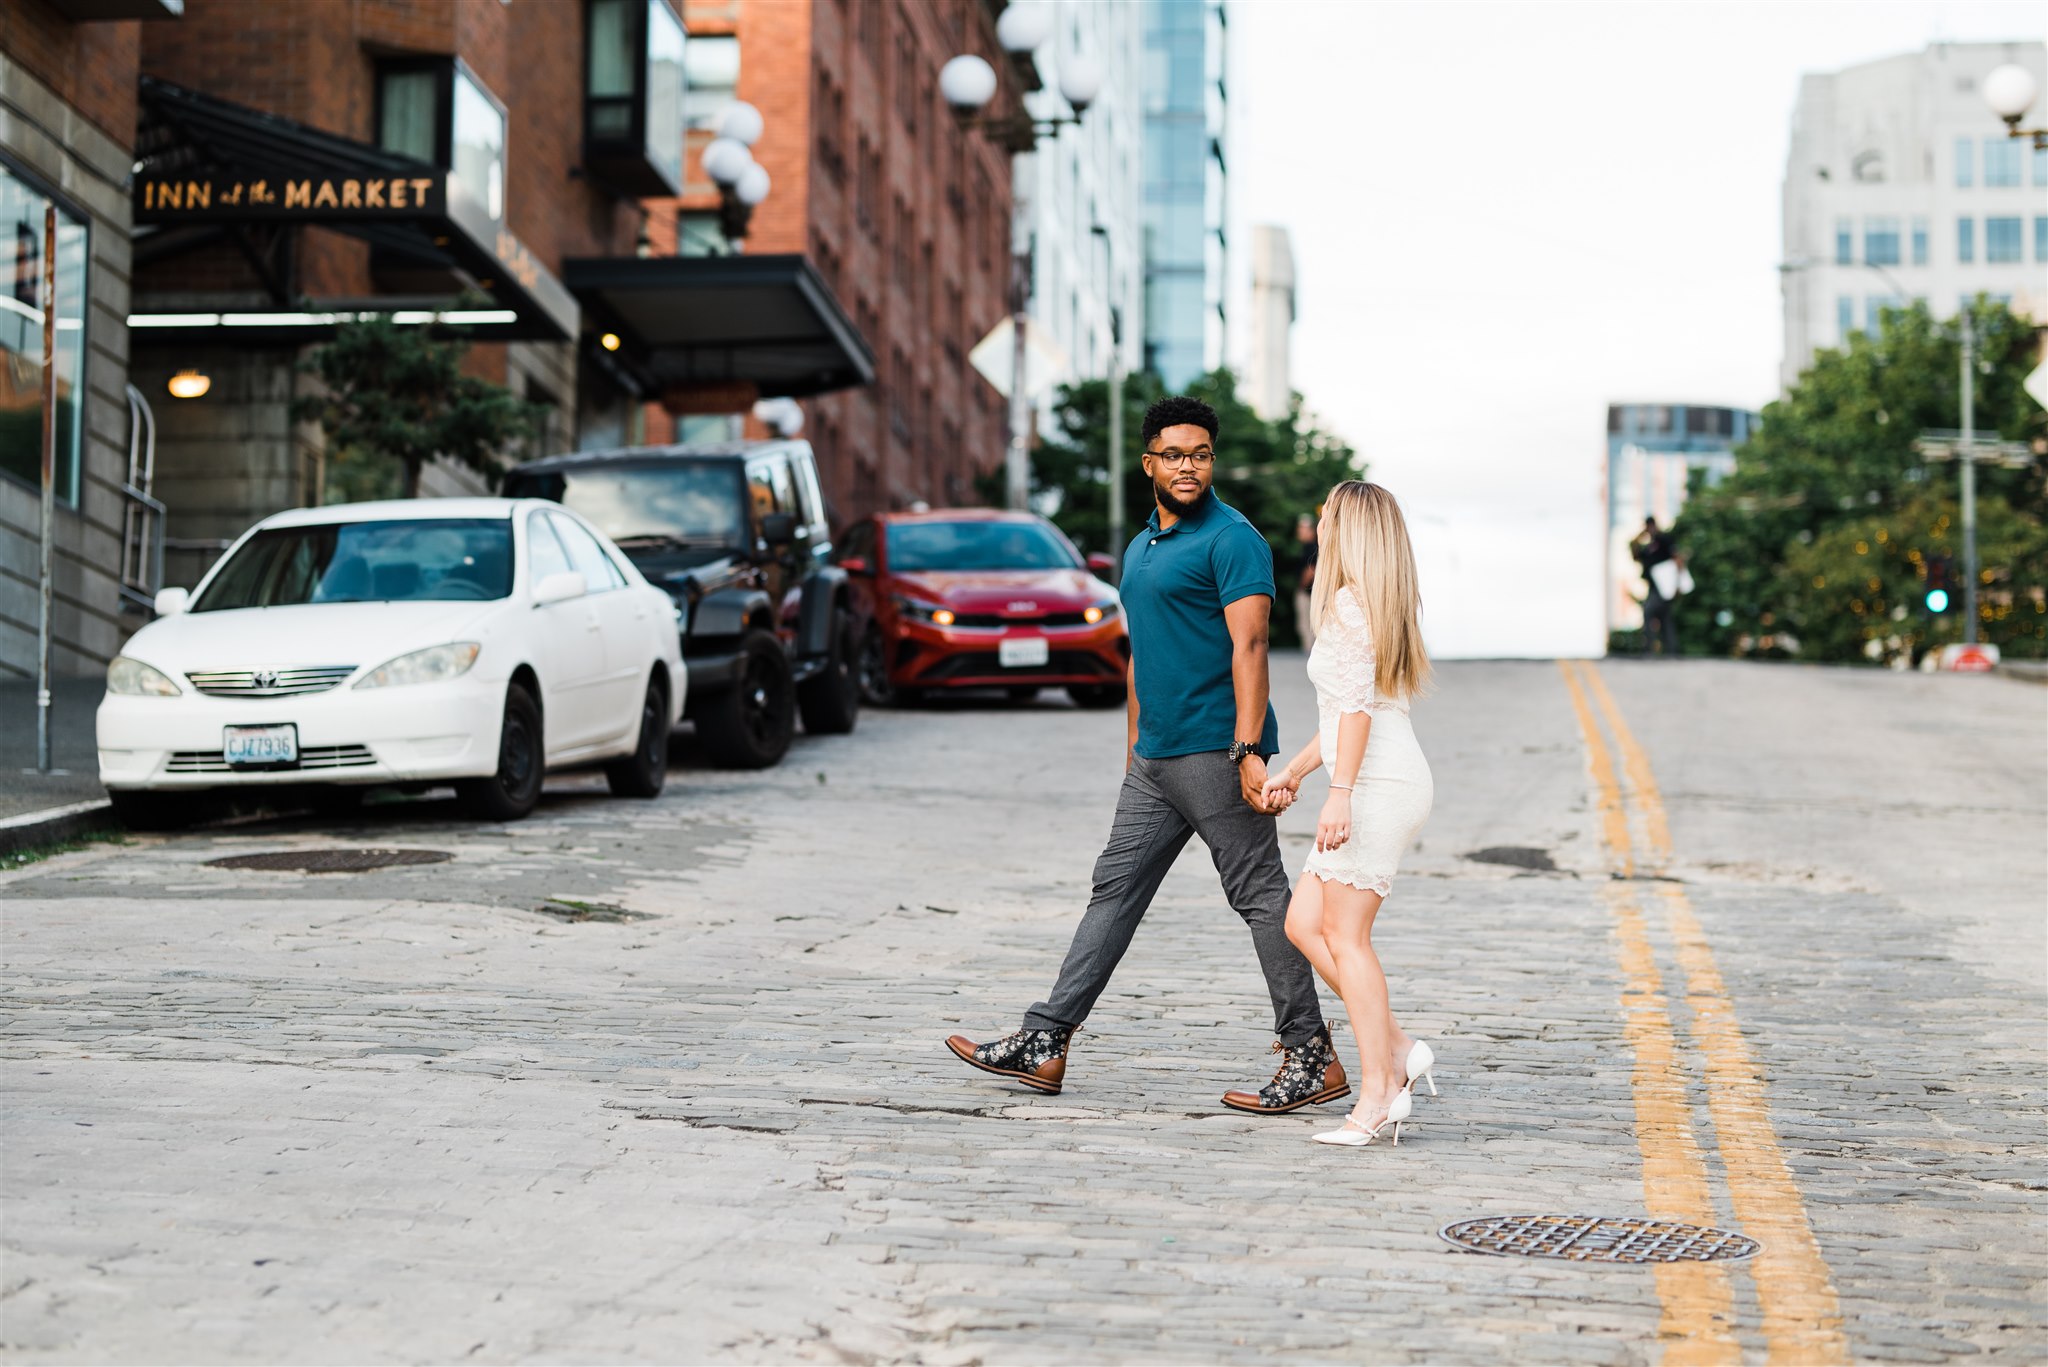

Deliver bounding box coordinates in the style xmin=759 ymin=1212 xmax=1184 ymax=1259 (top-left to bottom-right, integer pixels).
xmin=1283 ymin=874 xmax=1340 ymax=992
xmin=1320 ymin=880 xmax=1403 ymax=1117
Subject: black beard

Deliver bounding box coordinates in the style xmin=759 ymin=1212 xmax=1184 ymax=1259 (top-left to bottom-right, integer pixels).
xmin=1153 ymin=480 xmax=1204 ymax=517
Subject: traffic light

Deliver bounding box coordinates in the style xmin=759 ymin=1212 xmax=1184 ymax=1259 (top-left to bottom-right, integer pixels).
xmin=1924 ymin=554 xmax=1953 ymax=614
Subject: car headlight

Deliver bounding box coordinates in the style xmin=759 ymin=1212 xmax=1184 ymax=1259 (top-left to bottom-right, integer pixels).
xmin=892 ymin=594 xmax=955 ymax=627
xmin=107 ymin=656 xmax=181 ymax=696
xmin=1083 ymin=600 xmax=1120 ymax=625
xmin=353 ymin=642 xmax=481 ymax=690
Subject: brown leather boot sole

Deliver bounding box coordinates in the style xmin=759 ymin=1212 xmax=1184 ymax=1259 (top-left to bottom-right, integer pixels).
xmin=945 ymin=1035 xmax=1063 ymax=1094
xmin=1219 ymin=1080 xmax=1352 ymax=1114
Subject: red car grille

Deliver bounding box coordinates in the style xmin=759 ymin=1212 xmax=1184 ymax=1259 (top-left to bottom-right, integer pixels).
xmin=945 ymin=610 xmax=1093 ymax=629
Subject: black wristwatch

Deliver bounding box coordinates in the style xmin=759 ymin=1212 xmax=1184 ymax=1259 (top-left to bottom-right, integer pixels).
xmin=1228 ymin=741 xmax=1260 ymax=766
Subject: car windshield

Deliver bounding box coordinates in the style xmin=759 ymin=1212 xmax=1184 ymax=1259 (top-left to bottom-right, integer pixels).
xmin=886 ymin=520 xmax=1079 ymax=572
xmin=512 ymin=462 xmax=744 ymax=549
xmin=192 ymin=518 xmax=514 ymax=610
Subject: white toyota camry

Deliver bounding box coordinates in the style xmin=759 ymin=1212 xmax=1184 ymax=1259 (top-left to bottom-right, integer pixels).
xmin=97 ymin=498 xmax=685 ymax=826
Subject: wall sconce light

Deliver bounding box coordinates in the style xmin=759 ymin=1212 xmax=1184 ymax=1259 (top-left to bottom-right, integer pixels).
xmin=600 ymin=332 xmax=622 ymax=352
xmin=167 ymin=369 xmax=210 ymax=399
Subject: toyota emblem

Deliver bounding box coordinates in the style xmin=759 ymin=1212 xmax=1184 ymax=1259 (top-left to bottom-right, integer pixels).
xmin=253 ymin=669 xmax=279 ymax=690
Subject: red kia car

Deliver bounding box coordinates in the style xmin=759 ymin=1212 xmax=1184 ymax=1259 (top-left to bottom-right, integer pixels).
xmin=836 ymin=511 xmax=1129 ymax=707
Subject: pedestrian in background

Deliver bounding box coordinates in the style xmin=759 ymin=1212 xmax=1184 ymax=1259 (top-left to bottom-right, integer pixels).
xmin=1262 ymin=481 xmax=1437 ymax=1147
xmin=947 ymin=395 xmax=1350 ymax=1117
xmin=1632 ymin=517 xmax=1681 ymax=657
xmin=1293 ymin=513 xmax=1320 ymax=652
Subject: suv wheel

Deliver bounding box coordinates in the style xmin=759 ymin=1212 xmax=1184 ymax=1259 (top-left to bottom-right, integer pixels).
xmin=458 ymin=685 xmax=545 ymax=820
xmin=698 ymin=628 xmax=796 ymax=768
xmin=857 ymin=625 xmax=896 ymax=706
xmin=605 ymin=678 xmax=670 ymax=798
xmin=798 ymin=610 xmax=860 ymax=735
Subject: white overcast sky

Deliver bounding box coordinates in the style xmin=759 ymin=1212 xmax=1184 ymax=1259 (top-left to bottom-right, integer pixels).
xmin=1229 ymin=0 xmax=2047 ymax=658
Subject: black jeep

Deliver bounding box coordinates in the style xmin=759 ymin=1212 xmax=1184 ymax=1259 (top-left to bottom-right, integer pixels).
xmin=505 ymin=440 xmax=861 ymax=768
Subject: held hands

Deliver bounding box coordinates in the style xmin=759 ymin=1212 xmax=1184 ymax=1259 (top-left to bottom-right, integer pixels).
xmin=1315 ymin=791 xmax=1352 ymax=852
xmin=1259 ymin=768 xmax=1301 ymax=813
xmin=1238 ymin=755 xmax=1277 ymax=813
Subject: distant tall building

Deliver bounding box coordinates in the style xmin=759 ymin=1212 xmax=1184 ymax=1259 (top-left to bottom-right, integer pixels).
xmin=1142 ymin=0 xmax=1228 ymax=390
xmin=1016 ymin=0 xmax=1145 ymax=408
xmin=1245 ymin=225 xmax=1295 ymax=420
xmin=1781 ymin=40 xmax=2047 ymax=389
xmin=1603 ymin=404 xmax=1758 ymax=635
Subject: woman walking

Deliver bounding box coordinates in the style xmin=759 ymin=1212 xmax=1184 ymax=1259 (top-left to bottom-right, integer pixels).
xmin=1261 ymin=481 xmax=1435 ymax=1147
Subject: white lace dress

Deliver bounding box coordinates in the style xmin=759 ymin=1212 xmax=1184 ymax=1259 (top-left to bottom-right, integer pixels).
xmin=1301 ymin=586 xmax=1433 ymax=897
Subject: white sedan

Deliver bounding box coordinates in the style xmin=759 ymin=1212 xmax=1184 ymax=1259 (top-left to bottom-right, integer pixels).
xmin=97 ymin=498 xmax=685 ymax=826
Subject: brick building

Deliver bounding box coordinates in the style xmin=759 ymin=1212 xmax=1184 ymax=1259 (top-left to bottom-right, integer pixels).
xmin=657 ymin=0 xmax=1020 ymax=518
xmin=0 ymin=0 xmax=170 ymax=680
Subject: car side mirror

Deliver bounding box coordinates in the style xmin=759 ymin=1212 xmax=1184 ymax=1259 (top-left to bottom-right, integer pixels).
xmin=761 ymin=512 xmax=797 ymax=547
xmin=1086 ymin=552 xmax=1117 ymax=576
xmin=153 ymin=587 xmax=190 ymax=616
xmin=533 ymin=570 xmax=588 ymax=606
xmin=839 ymin=555 xmax=871 ymax=576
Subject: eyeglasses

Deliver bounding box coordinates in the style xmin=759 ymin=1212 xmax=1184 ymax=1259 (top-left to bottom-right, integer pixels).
xmin=1146 ymin=448 xmax=1215 ymax=468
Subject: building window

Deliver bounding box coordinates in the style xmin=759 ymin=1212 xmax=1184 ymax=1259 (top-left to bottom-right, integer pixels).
xmin=377 ymin=60 xmax=507 ymax=222
xmin=1957 ymin=216 xmax=1974 ymax=263
xmin=584 ymin=0 xmax=686 ymax=196
xmin=677 ymin=211 xmax=726 ymax=257
xmin=1983 ymin=136 xmax=2021 ymax=188
xmin=1837 ymin=295 xmax=1854 ymax=341
xmin=2036 ymin=215 xmax=2047 ymax=263
xmin=1834 ymin=218 xmax=1853 ymax=265
xmin=683 ymin=34 xmax=739 ymax=131
xmin=1862 ymin=217 xmax=1900 ymax=266
xmin=1954 ymin=136 xmax=1973 ymax=187
xmin=0 ymin=165 xmax=86 ymax=506
xmin=1911 ymin=216 xmax=1928 ymax=265
xmin=1985 ymin=215 xmax=2022 ymax=263
xmin=2035 ymin=144 xmax=2047 ymax=186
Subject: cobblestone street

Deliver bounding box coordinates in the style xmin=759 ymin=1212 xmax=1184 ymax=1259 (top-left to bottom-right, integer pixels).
xmin=2 ymin=658 xmax=2043 ymax=1364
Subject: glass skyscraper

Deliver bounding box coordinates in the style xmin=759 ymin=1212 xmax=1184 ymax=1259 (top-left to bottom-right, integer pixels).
xmin=1142 ymin=0 xmax=1227 ymax=390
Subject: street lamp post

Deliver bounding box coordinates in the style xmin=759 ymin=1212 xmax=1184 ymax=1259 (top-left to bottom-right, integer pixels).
xmin=941 ymin=8 xmax=1101 ymax=512
xmin=1983 ymin=63 xmax=2048 ymax=150
xmin=700 ymin=101 xmax=770 ymax=250
xmin=1091 ymin=222 xmax=1124 ymax=573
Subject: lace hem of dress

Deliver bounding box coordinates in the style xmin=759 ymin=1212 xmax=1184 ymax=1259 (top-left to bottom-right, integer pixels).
xmin=1306 ymin=868 xmax=1394 ymax=897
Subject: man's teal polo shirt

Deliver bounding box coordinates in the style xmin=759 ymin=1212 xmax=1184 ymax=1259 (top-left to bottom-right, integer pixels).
xmin=1120 ymin=489 xmax=1280 ymax=760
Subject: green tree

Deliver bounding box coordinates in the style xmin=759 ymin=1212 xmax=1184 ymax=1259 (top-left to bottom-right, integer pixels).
xmin=295 ymin=315 xmax=546 ymax=501
xmin=1673 ymin=299 xmax=2047 ymax=662
xmin=986 ymin=368 xmax=1363 ymax=645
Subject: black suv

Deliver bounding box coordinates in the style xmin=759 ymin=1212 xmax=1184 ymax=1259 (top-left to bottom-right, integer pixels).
xmin=505 ymin=440 xmax=861 ymax=768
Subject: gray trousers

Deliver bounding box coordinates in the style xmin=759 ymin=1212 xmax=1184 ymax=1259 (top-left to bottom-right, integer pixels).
xmin=1023 ymin=751 xmax=1326 ymax=1048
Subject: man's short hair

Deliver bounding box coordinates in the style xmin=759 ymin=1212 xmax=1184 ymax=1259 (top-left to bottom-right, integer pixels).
xmin=1141 ymin=396 xmax=1220 ymax=448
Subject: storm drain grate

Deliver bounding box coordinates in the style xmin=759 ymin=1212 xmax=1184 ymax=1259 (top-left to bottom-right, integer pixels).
xmin=1439 ymin=1215 xmax=1761 ymax=1264
xmin=206 ymin=848 xmax=453 ymax=874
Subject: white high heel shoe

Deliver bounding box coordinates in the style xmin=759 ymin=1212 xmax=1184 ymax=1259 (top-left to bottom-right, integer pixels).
xmin=1312 ymin=1087 xmax=1413 ymax=1146
xmin=1403 ymin=1041 xmax=1438 ymax=1097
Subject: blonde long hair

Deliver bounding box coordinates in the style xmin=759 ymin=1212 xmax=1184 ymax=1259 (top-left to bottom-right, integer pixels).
xmin=1310 ymin=481 xmax=1431 ymax=700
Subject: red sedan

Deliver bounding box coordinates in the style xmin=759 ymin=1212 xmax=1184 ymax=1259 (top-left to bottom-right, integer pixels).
xmin=836 ymin=511 xmax=1130 ymax=707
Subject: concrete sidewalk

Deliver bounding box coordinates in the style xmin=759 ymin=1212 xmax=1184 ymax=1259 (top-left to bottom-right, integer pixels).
xmin=0 ymin=678 xmax=110 ymax=838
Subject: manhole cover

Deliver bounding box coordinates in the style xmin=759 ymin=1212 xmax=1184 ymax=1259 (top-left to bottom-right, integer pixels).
xmin=1439 ymin=1215 xmax=1760 ymax=1264
xmin=1462 ymin=846 xmax=1558 ymax=871
xmin=206 ymin=848 xmax=453 ymax=873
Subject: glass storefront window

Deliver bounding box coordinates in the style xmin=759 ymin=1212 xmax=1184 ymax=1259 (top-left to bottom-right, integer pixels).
xmin=452 ymin=66 xmax=506 ymax=222
xmin=0 ymin=164 xmax=86 ymax=506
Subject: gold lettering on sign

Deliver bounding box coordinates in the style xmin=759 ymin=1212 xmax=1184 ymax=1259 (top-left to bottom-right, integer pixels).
xmin=411 ymin=178 xmax=433 ymax=205
xmin=161 ymin=182 xmax=182 ymax=210
xmin=365 ymin=180 xmax=386 ymax=208
xmin=250 ymin=180 xmax=275 ymax=205
xmin=312 ymin=181 xmax=339 ymax=210
xmin=185 ymin=181 xmax=210 ymax=210
xmin=341 ymin=180 xmax=361 ymax=209
xmin=286 ymin=181 xmax=311 ymax=209
xmin=390 ymin=180 xmax=408 ymax=209
xmin=220 ymin=183 xmax=244 ymax=206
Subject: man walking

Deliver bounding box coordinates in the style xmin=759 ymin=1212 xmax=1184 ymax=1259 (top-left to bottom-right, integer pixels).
xmin=946 ymin=396 xmax=1347 ymax=1115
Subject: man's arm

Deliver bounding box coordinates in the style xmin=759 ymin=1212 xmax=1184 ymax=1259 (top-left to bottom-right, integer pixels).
xmin=1124 ymin=655 xmax=1139 ymax=769
xmin=1223 ymin=594 xmax=1274 ymax=810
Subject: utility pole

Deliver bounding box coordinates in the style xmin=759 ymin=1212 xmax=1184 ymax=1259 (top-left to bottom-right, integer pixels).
xmin=37 ymin=203 xmax=56 ymax=774
xmin=1105 ymin=304 xmax=1124 ymax=576
xmin=1959 ymin=309 xmax=1979 ymax=645
xmin=1005 ymin=238 xmax=1031 ymax=511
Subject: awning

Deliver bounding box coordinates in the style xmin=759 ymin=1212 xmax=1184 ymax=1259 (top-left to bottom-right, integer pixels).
xmin=563 ymin=254 xmax=875 ymax=400
xmin=130 ymin=77 xmax=578 ymax=341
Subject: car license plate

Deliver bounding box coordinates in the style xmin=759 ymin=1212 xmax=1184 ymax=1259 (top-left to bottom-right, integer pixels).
xmin=223 ymin=724 xmax=298 ymax=767
xmin=999 ymin=637 xmax=1050 ymax=669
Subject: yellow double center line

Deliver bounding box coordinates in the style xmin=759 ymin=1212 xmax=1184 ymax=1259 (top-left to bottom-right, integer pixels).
xmin=1558 ymin=660 xmax=1846 ymax=1364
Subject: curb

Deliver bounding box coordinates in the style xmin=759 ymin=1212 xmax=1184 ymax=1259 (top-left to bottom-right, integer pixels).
xmin=0 ymin=799 xmax=117 ymax=859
